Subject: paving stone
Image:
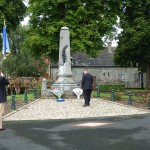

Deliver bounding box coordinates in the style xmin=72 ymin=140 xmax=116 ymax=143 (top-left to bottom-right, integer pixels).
xmin=3 ymin=98 xmax=150 ymax=121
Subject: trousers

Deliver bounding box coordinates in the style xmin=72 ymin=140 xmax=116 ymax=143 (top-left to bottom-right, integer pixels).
xmin=0 ymin=103 xmax=4 ymax=129
xmin=83 ymin=89 xmax=92 ymax=105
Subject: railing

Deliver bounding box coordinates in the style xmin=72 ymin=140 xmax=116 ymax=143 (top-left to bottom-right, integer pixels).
xmin=10 ymin=87 xmax=38 ymax=110
xmin=95 ymin=86 xmax=150 ymax=110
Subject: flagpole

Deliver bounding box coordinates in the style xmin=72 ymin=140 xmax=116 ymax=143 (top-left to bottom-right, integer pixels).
xmin=1 ymin=20 xmax=5 ymax=70
xmin=1 ymin=19 xmax=6 ymax=70
xmin=4 ymin=19 xmax=5 ymax=26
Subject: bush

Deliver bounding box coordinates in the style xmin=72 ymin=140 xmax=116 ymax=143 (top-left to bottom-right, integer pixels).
xmin=97 ymin=84 xmax=125 ymax=92
xmin=36 ymin=82 xmax=41 ymax=97
xmin=115 ymin=90 xmax=122 ymax=100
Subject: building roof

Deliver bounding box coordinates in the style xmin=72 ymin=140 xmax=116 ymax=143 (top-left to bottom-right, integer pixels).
xmin=72 ymin=46 xmax=116 ymax=66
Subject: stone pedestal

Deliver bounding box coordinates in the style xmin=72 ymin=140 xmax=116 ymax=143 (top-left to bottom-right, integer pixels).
xmin=41 ymin=78 xmax=47 ymax=98
xmin=41 ymin=78 xmax=54 ymax=98
xmin=51 ymin=26 xmax=79 ymax=95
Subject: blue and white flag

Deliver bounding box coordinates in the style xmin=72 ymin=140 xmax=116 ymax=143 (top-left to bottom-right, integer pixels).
xmin=2 ymin=25 xmax=10 ymax=59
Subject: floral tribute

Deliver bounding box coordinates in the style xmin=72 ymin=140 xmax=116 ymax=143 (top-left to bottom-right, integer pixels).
xmin=73 ymin=88 xmax=83 ymax=99
xmin=51 ymin=88 xmax=64 ymax=102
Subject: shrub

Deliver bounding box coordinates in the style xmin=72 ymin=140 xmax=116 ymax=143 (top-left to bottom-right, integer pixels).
xmin=115 ymin=90 xmax=122 ymax=100
xmin=97 ymin=84 xmax=125 ymax=92
xmin=36 ymin=82 xmax=41 ymax=97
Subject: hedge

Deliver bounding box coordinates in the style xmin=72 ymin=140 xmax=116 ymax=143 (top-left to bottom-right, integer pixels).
xmin=96 ymin=84 xmax=125 ymax=92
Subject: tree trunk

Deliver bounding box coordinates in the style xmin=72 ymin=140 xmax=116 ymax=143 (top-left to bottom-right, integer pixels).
xmin=146 ymin=63 xmax=150 ymax=89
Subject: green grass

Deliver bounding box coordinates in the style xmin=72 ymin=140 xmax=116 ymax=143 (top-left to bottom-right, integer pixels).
xmin=92 ymin=90 xmax=147 ymax=102
xmin=7 ymin=93 xmax=35 ymax=101
xmin=7 ymin=89 xmax=148 ymax=102
xmin=125 ymin=89 xmax=150 ymax=93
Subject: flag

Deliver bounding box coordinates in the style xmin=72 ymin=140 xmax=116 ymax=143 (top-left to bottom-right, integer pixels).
xmin=2 ymin=25 xmax=10 ymax=59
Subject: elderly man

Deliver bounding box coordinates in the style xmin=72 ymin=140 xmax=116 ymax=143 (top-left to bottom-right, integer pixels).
xmin=0 ymin=72 xmax=9 ymax=131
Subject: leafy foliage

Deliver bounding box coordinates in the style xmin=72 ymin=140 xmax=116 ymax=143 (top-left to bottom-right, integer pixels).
xmin=1 ymin=25 xmax=47 ymax=77
xmin=0 ymin=0 xmax=26 ymax=30
xmin=9 ymin=25 xmax=27 ymax=55
xmin=2 ymin=25 xmax=46 ymax=77
xmin=0 ymin=0 xmax=26 ymax=54
xmin=98 ymin=84 xmax=125 ymax=92
xmin=2 ymin=51 xmax=47 ymax=77
xmin=114 ymin=0 xmax=150 ymax=72
xmin=25 ymin=0 xmax=119 ymax=62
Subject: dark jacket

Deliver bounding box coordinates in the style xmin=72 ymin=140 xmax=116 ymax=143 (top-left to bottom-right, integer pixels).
xmin=82 ymin=73 xmax=93 ymax=90
xmin=0 ymin=76 xmax=9 ymax=103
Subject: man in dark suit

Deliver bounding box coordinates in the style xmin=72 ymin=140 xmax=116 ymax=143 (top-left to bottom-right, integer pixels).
xmin=81 ymin=68 xmax=93 ymax=107
xmin=0 ymin=71 xmax=9 ymax=131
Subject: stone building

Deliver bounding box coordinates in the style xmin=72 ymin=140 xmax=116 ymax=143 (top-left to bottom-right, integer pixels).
xmin=50 ymin=43 xmax=145 ymax=89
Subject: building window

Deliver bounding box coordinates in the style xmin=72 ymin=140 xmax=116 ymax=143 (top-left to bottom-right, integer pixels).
xmin=118 ymin=73 xmax=125 ymax=82
xmin=134 ymin=73 xmax=139 ymax=82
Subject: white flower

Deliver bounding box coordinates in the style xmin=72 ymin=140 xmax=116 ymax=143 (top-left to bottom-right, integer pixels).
xmin=73 ymin=88 xmax=83 ymax=99
xmin=51 ymin=88 xmax=64 ymax=99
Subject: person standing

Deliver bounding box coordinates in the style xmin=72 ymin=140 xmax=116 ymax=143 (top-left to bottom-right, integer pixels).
xmin=32 ymin=77 xmax=37 ymax=88
xmin=15 ymin=76 xmax=21 ymax=95
xmin=24 ymin=77 xmax=30 ymax=92
xmin=9 ymin=77 xmax=15 ymax=95
xmin=81 ymin=68 xmax=93 ymax=107
xmin=0 ymin=72 xmax=9 ymax=131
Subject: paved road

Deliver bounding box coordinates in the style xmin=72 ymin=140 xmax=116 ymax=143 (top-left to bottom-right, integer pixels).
xmin=1 ymin=114 xmax=150 ymax=150
xmin=0 ymin=98 xmax=150 ymax=150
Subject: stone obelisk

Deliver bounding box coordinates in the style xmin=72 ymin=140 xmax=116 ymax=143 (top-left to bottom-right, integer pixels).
xmin=51 ymin=27 xmax=78 ymax=94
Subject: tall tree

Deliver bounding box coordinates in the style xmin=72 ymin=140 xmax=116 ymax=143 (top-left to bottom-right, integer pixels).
xmin=9 ymin=25 xmax=27 ymax=55
xmin=114 ymin=0 xmax=150 ymax=88
xmin=25 ymin=0 xmax=119 ymax=62
xmin=3 ymin=50 xmax=47 ymax=77
xmin=0 ymin=0 xmax=26 ymax=30
xmin=2 ymin=25 xmax=47 ymax=77
xmin=0 ymin=0 xmax=26 ymax=51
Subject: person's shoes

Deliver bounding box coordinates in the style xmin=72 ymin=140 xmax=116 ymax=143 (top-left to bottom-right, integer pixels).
xmin=83 ymin=104 xmax=87 ymax=107
xmin=0 ymin=128 xmax=6 ymax=131
xmin=87 ymin=103 xmax=90 ymax=106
